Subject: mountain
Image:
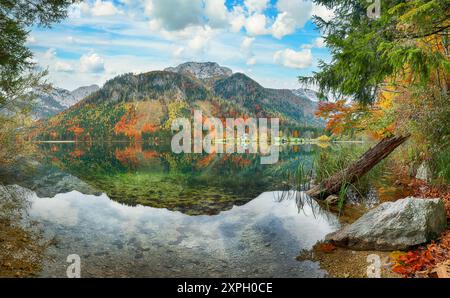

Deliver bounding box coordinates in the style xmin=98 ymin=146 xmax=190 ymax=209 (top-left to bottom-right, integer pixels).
xmin=213 ymin=73 xmax=318 ymax=123
xmin=35 ymin=62 xmax=322 ymax=141
xmin=31 ymin=85 xmax=100 ymax=119
xmin=71 ymin=85 xmax=101 ymax=102
xmin=291 ymin=88 xmax=320 ymax=102
xmin=164 ymin=62 xmax=232 ymax=80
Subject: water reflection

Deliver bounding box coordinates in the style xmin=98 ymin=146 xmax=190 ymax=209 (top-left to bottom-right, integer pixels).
xmin=27 ymin=190 xmax=340 ymax=278
xmin=2 ymin=142 xmax=321 ymax=215
xmin=0 ymin=142 xmax=370 ymax=277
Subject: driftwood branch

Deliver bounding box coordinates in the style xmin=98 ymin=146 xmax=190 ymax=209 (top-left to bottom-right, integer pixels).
xmin=307 ymin=134 xmax=410 ymax=199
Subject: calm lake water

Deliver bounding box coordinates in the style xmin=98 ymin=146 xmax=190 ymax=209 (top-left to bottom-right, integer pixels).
xmin=0 ymin=142 xmax=369 ymax=277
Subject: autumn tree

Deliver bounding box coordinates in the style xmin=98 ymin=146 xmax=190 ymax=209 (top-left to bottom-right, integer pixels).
xmin=301 ymin=0 xmax=449 ymax=104
xmin=0 ymin=0 xmax=76 ymax=163
xmin=0 ymin=0 xmax=76 ymax=110
xmin=68 ymin=125 xmax=84 ymax=142
xmin=302 ymin=0 xmax=450 ymax=196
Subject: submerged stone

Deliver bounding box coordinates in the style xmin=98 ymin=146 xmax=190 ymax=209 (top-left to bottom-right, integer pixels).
xmin=326 ymin=197 xmax=447 ymax=251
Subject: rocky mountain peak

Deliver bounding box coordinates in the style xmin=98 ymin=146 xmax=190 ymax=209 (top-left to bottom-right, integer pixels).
xmin=31 ymin=84 xmax=100 ymax=119
xmin=291 ymin=88 xmax=320 ymax=102
xmin=164 ymin=62 xmax=233 ymax=80
xmin=71 ymin=85 xmax=100 ymax=102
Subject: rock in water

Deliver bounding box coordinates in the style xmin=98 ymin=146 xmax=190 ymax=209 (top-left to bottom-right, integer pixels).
xmin=326 ymin=197 xmax=447 ymax=251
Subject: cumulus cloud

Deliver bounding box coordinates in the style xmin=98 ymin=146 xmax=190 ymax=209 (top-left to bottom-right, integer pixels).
xmin=272 ymin=0 xmax=313 ymax=39
xmin=92 ymin=0 xmax=120 ymax=16
xmin=75 ymin=0 xmax=121 ymax=17
xmin=159 ymin=25 xmax=219 ymax=60
xmin=244 ymin=0 xmax=269 ymax=13
xmin=55 ymin=61 xmax=75 ymax=73
xmin=80 ymin=52 xmax=105 ymax=73
xmin=229 ymin=6 xmax=246 ymax=32
xmin=141 ymin=0 xmax=327 ymax=39
xmin=301 ymin=37 xmax=326 ymax=49
xmin=204 ymin=0 xmax=229 ymax=28
xmin=245 ymin=13 xmax=270 ymax=36
xmin=188 ymin=34 xmax=209 ymax=52
xmin=273 ymin=48 xmax=313 ymax=69
xmin=145 ymin=0 xmax=203 ymax=31
xmin=30 ymin=0 xmax=333 ymax=90
xmin=311 ymin=3 xmax=335 ymax=22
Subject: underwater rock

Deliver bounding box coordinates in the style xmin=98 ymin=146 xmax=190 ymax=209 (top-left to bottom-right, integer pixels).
xmin=326 ymin=197 xmax=447 ymax=251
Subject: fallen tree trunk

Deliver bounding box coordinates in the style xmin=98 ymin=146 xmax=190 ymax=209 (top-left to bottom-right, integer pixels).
xmin=306 ymin=134 xmax=410 ymax=199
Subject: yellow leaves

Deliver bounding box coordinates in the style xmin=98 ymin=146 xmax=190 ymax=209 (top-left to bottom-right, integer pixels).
xmin=390 ymin=251 xmax=407 ymax=261
xmin=378 ymin=91 xmax=394 ymax=109
xmin=164 ymin=101 xmax=188 ymax=130
xmin=316 ymin=135 xmax=331 ymax=142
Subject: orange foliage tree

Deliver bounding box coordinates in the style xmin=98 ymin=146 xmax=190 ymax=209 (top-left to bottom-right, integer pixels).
xmin=67 ymin=125 xmax=84 ymax=142
xmin=114 ymin=107 xmax=141 ymax=141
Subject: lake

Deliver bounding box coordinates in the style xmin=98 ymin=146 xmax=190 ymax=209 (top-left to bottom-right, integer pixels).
xmin=0 ymin=141 xmax=370 ymax=277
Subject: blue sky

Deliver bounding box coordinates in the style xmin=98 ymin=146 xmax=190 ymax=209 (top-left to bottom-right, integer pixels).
xmin=27 ymin=0 xmax=333 ymax=90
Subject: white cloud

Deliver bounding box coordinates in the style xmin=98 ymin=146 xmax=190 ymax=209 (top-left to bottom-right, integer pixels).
xmin=272 ymin=0 xmax=313 ymax=39
xmin=241 ymin=37 xmax=256 ymax=66
xmin=311 ymin=3 xmax=334 ymax=22
xmin=74 ymin=0 xmax=121 ymax=17
xmin=80 ymin=52 xmax=105 ymax=73
xmin=272 ymin=12 xmax=297 ymax=39
xmin=44 ymin=48 xmax=57 ymax=59
xmin=245 ymin=13 xmax=270 ymax=36
xmin=241 ymin=36 xmax=255 ymax=50
xmin=92 ymin=0 xmax=120 ymax=16
xmin=229 ymin=6 xmax=246 ymax=32
xmin=145 ymin=0 xmax=203 ymax=31
xmin=273 ymin=48 xmax=313 ymax=69
xmin=246 ymin=57 xmax=257 ymax=66
xmin=26 ymin=35 xmax=37 ymax=44
xmin=244 ymin=0 xmax=269 ymax=13
xmin=151 ymin=25 xmax=217 ymax=56
xmin=75 ymin=2 xmax=91 ymax=15
xmin=29 ymin=0 xmax=334 ymax=90
xmin=301 ymin=37 xmax=326 ymax=49
xmin=188 ymin=34 xmax=209 ymax=52
xmin=314 ymin=37 xmax=325 ymax=48
xmin=204 ymin=0 xmax=229 ymax=28
xmin=55 ymin=61 xmax=75 ymax=73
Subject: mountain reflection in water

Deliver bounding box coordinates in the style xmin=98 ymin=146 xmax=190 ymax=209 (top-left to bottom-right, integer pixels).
xmin=29 ymin=190 xmax=339 ymax=277
xmin=0 ymin=142 xmax=360 ymax=277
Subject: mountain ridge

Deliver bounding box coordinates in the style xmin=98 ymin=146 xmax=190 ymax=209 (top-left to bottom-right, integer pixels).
xmin=164 ymin=62 xmax=233 ymax=80
xmin=31 ymin=84 xmax=100 ymax=119
xmin=35 ymin=62 xmax=323 ymax=141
